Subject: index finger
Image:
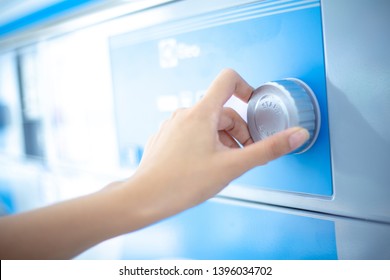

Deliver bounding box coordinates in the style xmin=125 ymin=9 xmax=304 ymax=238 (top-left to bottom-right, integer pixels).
xmin=200 ymin=69 xmax=254 ymax=111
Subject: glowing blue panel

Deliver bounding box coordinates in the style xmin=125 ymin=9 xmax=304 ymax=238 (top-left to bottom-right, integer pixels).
xmin=121 ymin=199 xmax=337 ymax=260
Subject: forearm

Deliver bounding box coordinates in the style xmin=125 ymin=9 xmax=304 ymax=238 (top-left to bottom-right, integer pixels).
xmin=0 ymin=176 xmax=160 ymax=259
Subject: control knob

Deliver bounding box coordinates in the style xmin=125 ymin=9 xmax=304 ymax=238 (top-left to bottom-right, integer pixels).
xmin=247 ymin=78 xmax=320 ymax=154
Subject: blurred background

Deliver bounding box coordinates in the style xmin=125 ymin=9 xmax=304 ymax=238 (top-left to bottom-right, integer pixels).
xmin=0 ymin=0 xmax=181 ymax=259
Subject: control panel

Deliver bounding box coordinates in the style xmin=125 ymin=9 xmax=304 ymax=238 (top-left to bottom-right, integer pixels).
xmin=109 ymin=0 xmax=332 ymax=196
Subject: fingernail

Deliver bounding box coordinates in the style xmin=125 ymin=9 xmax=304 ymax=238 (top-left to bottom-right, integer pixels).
xmin=288 ymin=128 xmax=310 ymax=151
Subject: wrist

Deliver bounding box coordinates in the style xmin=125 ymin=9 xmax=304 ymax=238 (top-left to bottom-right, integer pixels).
xmin=118 ymin=169 xmax=192 ymax=231
xmin=109 ymin=173 xmax=169 ymax=235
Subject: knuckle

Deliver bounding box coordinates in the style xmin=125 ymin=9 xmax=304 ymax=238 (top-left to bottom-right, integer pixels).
xmin=172 ymin=108 xmax=186 ymax=118
xmin=221 ymin=108 xmax=235 ymax=131
xmin=223 ymin=106 xmax=235 ymax=116
xmin=220 ymin=68 xmax=238 ymax=79
xmin=103 ymin=181 xmax=123 ymax=191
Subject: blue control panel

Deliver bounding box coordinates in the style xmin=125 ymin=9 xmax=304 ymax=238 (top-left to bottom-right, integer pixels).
xmin=109 ymin=0 xmax=332 ymax=196
xmin=121 ymin=199 xmax=337 ymax=259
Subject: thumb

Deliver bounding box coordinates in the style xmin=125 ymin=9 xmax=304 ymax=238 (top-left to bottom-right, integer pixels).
xmin=225 ymin=127 xmax=310 ymax=175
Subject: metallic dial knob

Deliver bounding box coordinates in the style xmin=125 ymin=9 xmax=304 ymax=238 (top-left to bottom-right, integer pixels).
xmin=247 ymin=78 xmax=321 ymax=154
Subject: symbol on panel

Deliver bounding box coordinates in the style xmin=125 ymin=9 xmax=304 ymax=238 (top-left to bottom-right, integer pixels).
xmin=158 ymin=39 xmax=201 ymax=68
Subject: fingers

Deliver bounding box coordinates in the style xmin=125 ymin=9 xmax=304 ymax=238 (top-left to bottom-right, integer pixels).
xmin=200 ymin=69 xmax=254 ymax=113
xmin=222 ymin=127 xmax=310 ymax=175
xmin=218 ymin=131 xmax=240 ymax=148
xmin=218 ymin=107 xmax=253 ymax=147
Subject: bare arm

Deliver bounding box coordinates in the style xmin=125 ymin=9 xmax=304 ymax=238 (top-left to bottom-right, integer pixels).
xmin=0 ymin=180 xmax=148 ymax=259
xmin=0 ymin=69 xmax=309 ymax=259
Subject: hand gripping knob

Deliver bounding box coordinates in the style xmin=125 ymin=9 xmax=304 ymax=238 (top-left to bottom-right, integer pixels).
xmin=247 ymin=78 xmax=321 ymax=154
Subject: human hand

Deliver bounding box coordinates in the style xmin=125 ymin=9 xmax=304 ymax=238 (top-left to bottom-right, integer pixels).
xmin=131 ymin=69 xmax=309 ymax=218
xmin=0 ymin=69 xmax=310 ymax=259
